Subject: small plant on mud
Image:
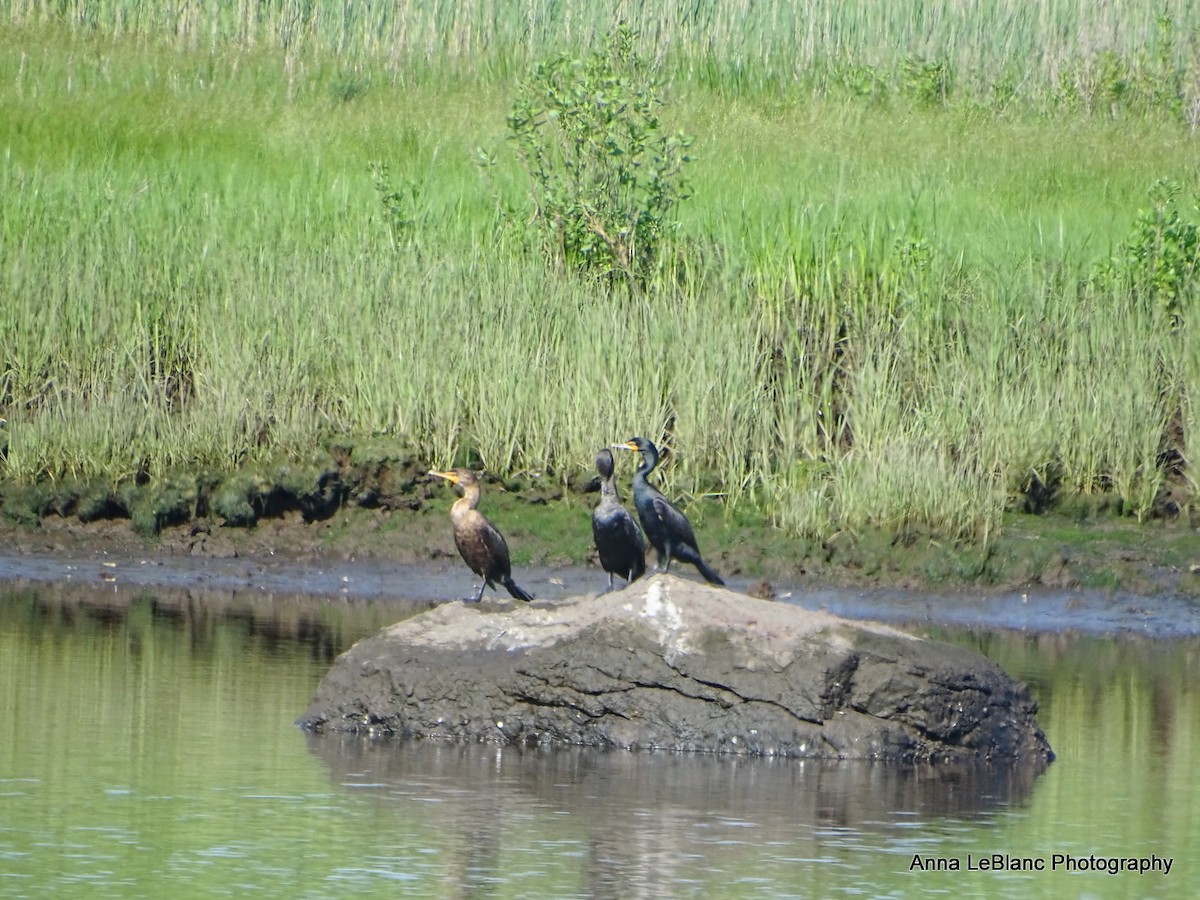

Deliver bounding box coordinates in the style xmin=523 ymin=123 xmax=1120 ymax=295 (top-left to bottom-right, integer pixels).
xmin=506 ymin=25 xmax=694 ymax=289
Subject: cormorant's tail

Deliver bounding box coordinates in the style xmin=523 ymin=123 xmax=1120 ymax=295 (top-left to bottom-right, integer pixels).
xmin=675 ymin=543 xmax=725 ymax=586
xmin=695 ymin=559 xmax=725 ymax=586
xmin=503 ymin=577 xmax=535 ymax=602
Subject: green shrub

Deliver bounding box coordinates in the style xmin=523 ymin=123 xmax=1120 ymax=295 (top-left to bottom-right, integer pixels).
xmin=506 ymin=25 xmax=694 ymax=288
xmin=1096 ymin=179 xmax=1199 ymax=324
xmin=900 ymin=57 xmax=952 ymax=108
xmin=370 ymin=161 xmax=424 ymax=253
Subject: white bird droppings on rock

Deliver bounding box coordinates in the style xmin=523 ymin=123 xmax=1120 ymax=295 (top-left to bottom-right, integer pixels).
xmin=639 ymin=578 xmax=693 ymax=660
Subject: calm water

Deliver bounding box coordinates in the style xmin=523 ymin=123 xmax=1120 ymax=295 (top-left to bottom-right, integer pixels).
xmin=1 ymin=579 xmax=1197 ymax=898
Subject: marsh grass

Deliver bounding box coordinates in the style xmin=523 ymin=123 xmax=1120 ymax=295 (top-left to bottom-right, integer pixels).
xmin=1 ymin=11 xmax=1199 ymax=545
xmin=6 ymin=1 xmax=1198 ymax=115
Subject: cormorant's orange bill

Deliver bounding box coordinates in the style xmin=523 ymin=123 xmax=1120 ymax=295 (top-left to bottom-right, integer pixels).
xmin=428 ymin=470 xmax=460 ymax=484
xmin=610 ymin=441 xmax=639 ymax=452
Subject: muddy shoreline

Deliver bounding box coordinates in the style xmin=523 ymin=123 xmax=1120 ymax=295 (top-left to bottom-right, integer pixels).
xmin=5 ymin=442 xmax=1200 ymax=603
xmin=2 ymin=511 xmax=1198 ymax=639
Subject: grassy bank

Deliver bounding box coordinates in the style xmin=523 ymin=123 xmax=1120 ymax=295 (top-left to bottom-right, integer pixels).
xmin=1 ymin=5 xmax=1199 ymax=551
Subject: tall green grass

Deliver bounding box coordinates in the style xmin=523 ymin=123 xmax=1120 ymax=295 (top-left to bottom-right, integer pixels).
xmin=5 ymin=0 xmax=1197 ymax=114
xmin=1 ymin=14 xmax=1198 ymax=544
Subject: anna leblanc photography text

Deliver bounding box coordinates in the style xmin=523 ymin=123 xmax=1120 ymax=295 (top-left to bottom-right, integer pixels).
xmin=909 ymin=853 xmax=1174 ymax=875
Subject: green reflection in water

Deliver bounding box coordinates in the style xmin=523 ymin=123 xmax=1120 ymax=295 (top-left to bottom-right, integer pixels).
xmin=0 ymin=588 xmax=425 ymax=897
xmin=1 ymin=588 xmax=1197 ymax=898
xmin=921 ymin=625 xmax=1200 ymax=892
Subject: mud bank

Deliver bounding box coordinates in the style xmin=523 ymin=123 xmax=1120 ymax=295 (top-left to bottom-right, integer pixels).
xmin=4 ymin=443 xmax=1200 ymax=600
xmin=2 ymin=540 xmax=1198 ymax=639
xmin=2 ymin=456 xmax=1200 ymax=638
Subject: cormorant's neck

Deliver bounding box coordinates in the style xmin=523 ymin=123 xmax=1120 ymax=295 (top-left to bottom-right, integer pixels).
xmin=453 ymin=482 xmax=481 ymax=513
xmin=600 ymin=473 xmax=620 ymax=500
xmin=636 ymin=445 xmax=658 ymax=479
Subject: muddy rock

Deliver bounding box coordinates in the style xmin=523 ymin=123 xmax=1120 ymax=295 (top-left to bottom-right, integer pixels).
xmin=298 ymin=575 xmax=1054 ymax=763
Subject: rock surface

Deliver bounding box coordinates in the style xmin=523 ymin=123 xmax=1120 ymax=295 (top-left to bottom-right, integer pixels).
xmin=299 ymin=575 xmax=1054 ymax=763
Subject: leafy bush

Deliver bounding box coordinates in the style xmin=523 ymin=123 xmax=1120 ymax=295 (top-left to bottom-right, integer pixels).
xmin=506 ymin=26 xmax=694 ymax=287
xmin=1096 ymin=179 xmax=1199 ymax=324
xmin=900 ymin=56 xmax=952 ymax=108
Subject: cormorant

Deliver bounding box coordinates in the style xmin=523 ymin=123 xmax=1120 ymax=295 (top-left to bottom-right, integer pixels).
xmin=591 ymin=447 xmax=647 ymax=591
xmin=429 ymin=469 xmax=534 ymax=603
xmin=611 ymin=437 xmax=725 ymax=586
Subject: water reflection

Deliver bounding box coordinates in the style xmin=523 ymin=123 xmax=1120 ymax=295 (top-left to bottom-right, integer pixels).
xmin=1 ymin=581 xmax=433 ymax=664
xmin=309 ymin=736 xmax=1044 ymax=830
xmin=1 ymin=579 xmax=1198 ymax=898
xmin=921 ymin=625 xmax=1200 ymax=774
xmin=300 ymin=736 xmax=1051 ymax=898
xmin=306 ymin=738 xmax=1051 ymax=899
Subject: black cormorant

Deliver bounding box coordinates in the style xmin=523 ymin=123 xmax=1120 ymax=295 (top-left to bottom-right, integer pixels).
xmin=591 ymin=447 xmax=647 ymax=591
xmin=611 ymin=437 xmax=725 ymax=586
xmin=429 ymin=469 xmax=534 ymax=603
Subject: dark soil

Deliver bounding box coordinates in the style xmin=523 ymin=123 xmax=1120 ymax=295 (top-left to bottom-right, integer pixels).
xmin=0 ymin=501 xmax=1190 ymax=592
xmin=4 ymin=492 xmax=1200 ymax=592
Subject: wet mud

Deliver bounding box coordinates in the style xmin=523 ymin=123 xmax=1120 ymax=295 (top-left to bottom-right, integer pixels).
xmin=1 ymin=540 xmax=1197 ymax=639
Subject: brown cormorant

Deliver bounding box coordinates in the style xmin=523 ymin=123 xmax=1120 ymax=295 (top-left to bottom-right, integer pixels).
xmin=591 ymin=447 xmax=647 ymax=591
xmin=611 ymin=437 xmax=725 ymax=585
xmin=429 ymin=469 xmax=534 ymax=603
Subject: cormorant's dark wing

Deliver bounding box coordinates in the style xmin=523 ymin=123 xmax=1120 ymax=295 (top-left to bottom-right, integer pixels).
xmin=621 ymin=511 xmax=647 ymax=579
xmin=651 ymin=495 xmax=698 ymax=549
xmin=477 ymin=515 xmax=513 ymax=580
xmin=621 ymin=509 xmax=647 ymax=554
